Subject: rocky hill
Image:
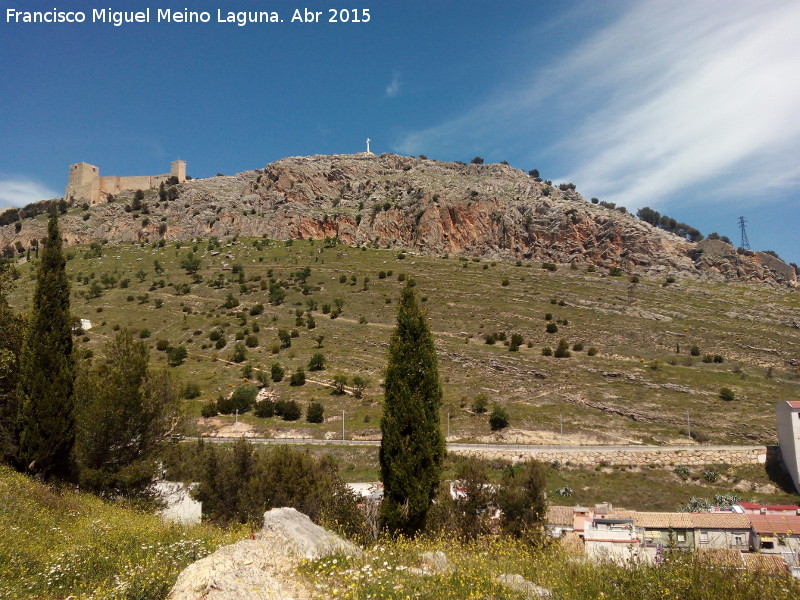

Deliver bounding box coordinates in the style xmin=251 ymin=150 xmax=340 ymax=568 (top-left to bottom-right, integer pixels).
xmin=1 ymin=154 xmax=795 ymax=285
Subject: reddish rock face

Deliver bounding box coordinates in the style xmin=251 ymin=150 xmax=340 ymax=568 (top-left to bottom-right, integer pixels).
xmin=1 ymin=154 xmax=795 ymax=286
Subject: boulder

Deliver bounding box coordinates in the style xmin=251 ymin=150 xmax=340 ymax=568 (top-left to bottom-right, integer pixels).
xmin=168 ymin=507 xmax=358 ymax=600
xmin=497 ymin=573 xmax=552 ymax=599
xmin=259 ymin=507 xmax=360 ymax=559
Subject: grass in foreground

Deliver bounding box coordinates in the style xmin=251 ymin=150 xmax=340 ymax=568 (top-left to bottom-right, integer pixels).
xmin=0 ymin=465 xmax=244 ymax=600
xmin=299 ymin=535 xmax=800 ymax=600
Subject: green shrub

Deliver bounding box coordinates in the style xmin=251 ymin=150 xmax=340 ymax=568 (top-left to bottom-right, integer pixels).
xmin=200 ymin=401 xmax=218 ymax=418
xmin=546 ymin=322 xmax=558 ymax=334
xmin=472 ymin=393 xmax=488 ymax=414
xmin=279 ymin=399 xmax=301 ymax=420
xmin=289 ymin=367 xmax=306 ymax=386
xmin=182 ymin=382 xmax=201 ymax=399
xmin=587 ymin=347 xmax=598 ymax=356
xmin=690 ymin=345 xmax=701 ymax=356
xmin=489 ymin=405 xmax=510 ymax=430
xmin=231 ymin=342 xmax=247 ymax=363
xmin=306 ymin=402 xmax=324 ymax=423
xmin=541 ymin=347 xmax=552 ymax=356
xmin=230 ymin=385 xmax=259 ymax=412
xmin=554 ymin=339 xmax=571 ymax=358
xmin=308 ymin=353 xmax=326 ymax=371
xmin=719 ymin=387 xmax=735 ymax=401
xmin=509 ymin=333 xmax=523 ymax=352
xmin=167 ymin=345 xmax=187 ymax=366
xmin=271 ymin=362 xmax=285 ymax=383
xmin=254 ymin=399 xmax=275 ymax=418
xmin=245 ymin=334 xmax=259 ymax=348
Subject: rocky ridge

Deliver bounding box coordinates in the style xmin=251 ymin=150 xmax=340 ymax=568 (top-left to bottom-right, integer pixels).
xmin=2 ymin=153 xmax=795 ymax=286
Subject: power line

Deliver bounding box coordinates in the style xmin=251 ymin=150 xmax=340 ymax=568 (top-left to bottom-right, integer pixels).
xmin=738 ymin=216 xmax=750 ymax=250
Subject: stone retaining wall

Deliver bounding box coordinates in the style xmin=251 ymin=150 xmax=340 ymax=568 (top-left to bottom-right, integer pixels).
xmin=450 ymin=445 xmax=775 ymax=467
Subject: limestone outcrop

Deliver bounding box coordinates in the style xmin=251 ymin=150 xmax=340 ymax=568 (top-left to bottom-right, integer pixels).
xmin=168 ymin=507 xmax=358 ymax=600
xmin=2 ymin=153 xmax=795 ymax=286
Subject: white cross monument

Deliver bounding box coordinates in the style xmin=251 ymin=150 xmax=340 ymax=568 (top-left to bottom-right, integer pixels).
xmin=365 ymin=138 xmax=372 ymax=154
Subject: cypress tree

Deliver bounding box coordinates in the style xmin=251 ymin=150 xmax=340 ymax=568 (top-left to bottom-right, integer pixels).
xmin=379 ymin=284 xmax=445 ymax=535
xmin=0 ymin=271 xmax=24 ymax=466
xmin=18 ymin=214 xmax=76 ymax=479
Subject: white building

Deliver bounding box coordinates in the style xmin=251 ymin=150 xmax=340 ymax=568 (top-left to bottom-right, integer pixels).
xmin=776 ymin=401 xmax=800 ymax=494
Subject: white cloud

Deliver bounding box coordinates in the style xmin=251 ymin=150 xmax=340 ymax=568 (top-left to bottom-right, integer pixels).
xmin=0 ymin=177 xmax=60 ymax=207
xmin=385 ymin=71 xmax=402 ymax=98
xmin=396 ymin=0 xmax=800 ymax=209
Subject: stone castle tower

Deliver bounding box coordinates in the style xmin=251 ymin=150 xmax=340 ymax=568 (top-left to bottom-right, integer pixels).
xmin=65 ymin=160 xmax=187 ymax=205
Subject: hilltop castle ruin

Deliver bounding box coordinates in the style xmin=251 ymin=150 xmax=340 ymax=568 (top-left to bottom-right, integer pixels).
xmin=65 ymin=160 xmax=186 ymax=205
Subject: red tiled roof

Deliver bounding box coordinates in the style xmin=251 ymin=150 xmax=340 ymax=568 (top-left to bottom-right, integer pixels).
xmin=748 ymin=514 xmax=800 ymax=535
xmin=546 ymin=505 xmax=575 ymax=527
xmin=738 ymin=501 xmax=800 ymax=512
xmin=634 ymin=512 xmax=750 ymax=529
xmin=741 ymin=553 xmax=788 ymax=575
xmin=787 ymin=401 xmax=800 ymax=409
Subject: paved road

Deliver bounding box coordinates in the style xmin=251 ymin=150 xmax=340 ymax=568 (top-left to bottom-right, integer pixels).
xmin=181 ymin=436 xmax=764 ymax=453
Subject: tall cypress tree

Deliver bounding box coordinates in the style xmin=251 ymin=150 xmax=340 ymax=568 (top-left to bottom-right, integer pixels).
xmin=379 ymin=284 xmax=445 ymax=534
xmin=18 ymin=214 xmax=75 ymax=479
xmin=0 ymin=270 xmax=24 ymax=466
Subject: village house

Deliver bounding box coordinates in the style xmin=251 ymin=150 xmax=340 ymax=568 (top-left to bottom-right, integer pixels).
xmin=583 ymin=517 xmax=640 ymax=563
xmin=748 ymin=513 xmax=800 ymax=568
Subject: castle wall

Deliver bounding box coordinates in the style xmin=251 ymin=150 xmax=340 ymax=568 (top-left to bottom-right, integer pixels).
xmin=65 ymin=161 xmax=187 ymax=205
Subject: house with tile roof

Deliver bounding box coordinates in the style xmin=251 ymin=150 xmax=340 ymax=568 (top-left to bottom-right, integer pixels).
xmin=748 ymin=514 xmax=800 ymax=559
xmin=777 ymin=401 xmax=800 ymax=494
xmin=737 ymin=501 xmax=800 ymax=515
xmin=634 ymin=512 xmax=751 ymax=559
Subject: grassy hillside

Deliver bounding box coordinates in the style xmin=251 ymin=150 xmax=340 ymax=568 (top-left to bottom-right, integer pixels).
xmin=5 ymin=237 xmax=800 ymax=447
xmin=297 ymin=534 xmax=800 ymax=600
xmin=0 ymin=465 xmax=243 ymax=599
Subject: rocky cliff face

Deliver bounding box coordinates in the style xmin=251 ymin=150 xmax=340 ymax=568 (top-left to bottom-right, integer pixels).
xmin=2 ymin=153 xmax=796 ymax=286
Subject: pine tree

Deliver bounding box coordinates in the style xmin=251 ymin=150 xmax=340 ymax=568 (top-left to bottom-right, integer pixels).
xmin=379 ymin=284 xmax=445 ymax=534
xmin=75 ymin=329 xmax=180 ymax=495
xmin=0 ymin=270 xmax=24 ymax=466
xmin=18 ymin=214 xmax=76 ymax=478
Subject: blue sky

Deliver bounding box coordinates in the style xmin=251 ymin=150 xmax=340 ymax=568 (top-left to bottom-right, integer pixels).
xmin=1 ymin=0 xmax=798 ymax=265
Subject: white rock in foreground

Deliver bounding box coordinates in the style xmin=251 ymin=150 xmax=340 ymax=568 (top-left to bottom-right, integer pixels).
xmin=168 ymin=507 xmax=358 ymax=600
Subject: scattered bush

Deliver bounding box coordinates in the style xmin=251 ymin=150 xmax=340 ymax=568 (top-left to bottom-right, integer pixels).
xmin=719 ymin=387 xmax=736 ymax=402
xmin=271 ymin=362 xmax=285 ymax=383
xmin=279 ymin=399 xmax=301 ymax=421
xmin=308 ymin=353 xmax=326 ymax=371
xmin=289 ymin=367 xmax=306 ymax=386
xmin=554 ymin=339 xmax=571 ymax=358
xmin=306 ymin=402 xmax=325 ymax=423
xmin=546 ymin=322 xmax=558 ymax=334
xmin=182 ymin=382 xmax=201 ymax=399
xmin=587 ymin=347 xmax=598 ymax=356
xmin=167 ymin=345 xmax=187 ymax=366
xmin=509 ymin=333 xmax=523 ymax=352
xmin=231 ymin=342 xmax=247 ymax=363
xmin=200 ymin=401 xmax=218 ymax=418
xmin=472 ymin=393 xmax=489 ymax=414
xmin=541 ymin=347 xmax=552 ymax=356
xmin=254 ymin=399 xmax=276 ymax=418
xmin=489 ymin=405 xmax=510 ymax=431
